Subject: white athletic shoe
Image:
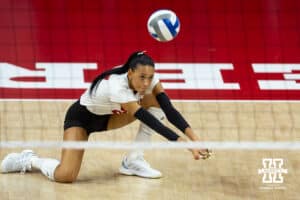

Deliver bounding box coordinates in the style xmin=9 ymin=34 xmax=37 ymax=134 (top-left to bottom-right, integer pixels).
xmin=1 ymin=150 xmax=36 ymax=173
xmin=119 ymin=155 xmax=162 ymax=178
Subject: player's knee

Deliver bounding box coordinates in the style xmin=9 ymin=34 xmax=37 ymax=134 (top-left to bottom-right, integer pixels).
xmin=148 ymin=107 xmax=165 ymax=121
xmin=56 ymin=173 xmax=78 ymax=183
xmin=54 ymin=167 xmax=79 ymax=183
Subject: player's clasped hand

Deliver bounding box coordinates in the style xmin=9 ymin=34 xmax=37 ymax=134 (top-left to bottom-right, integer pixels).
xmin=177 ymin=137 xmax=212 ymax=160
xmin=190 ymin=148 xmax=212 ymax=160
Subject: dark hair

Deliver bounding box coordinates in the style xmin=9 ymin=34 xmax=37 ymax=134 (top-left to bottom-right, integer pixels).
xmin=89 ymin=51 xmax=155 ymax=95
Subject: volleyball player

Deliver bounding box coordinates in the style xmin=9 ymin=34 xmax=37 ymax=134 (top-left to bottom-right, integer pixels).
xmin=1 ymin=51 xmax=210 ymax=183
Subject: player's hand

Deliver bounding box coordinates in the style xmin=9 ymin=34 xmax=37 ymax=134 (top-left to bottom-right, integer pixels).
xmin=190 ymin=148 xmax=212 ymax=160
xmin=177 ymin=136 xmax=212 ymax=160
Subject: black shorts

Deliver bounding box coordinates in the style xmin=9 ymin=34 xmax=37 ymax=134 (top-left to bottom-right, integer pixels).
xmin=64 ymin=100 xmax=111 ymax=136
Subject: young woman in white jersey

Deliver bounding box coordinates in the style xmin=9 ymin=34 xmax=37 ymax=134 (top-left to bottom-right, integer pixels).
xmin=1 ymin=51 xmax=211 ymax=183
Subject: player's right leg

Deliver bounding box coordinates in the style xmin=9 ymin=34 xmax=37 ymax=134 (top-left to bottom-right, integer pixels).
xmin=53 ymin=127 xmax=88 ymax=183
xmin=1 ymin=127 xmax=88 ymax=183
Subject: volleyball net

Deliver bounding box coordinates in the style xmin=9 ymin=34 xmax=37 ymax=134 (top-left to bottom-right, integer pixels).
xmin=0 ymin=141 xmax=300 ymax=150
xmin=0 ymin=101 xmax=299 ymax=151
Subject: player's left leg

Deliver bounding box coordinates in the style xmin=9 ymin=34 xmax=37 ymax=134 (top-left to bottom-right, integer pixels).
xmin=119 ymin=94 xmax=165 ymax=178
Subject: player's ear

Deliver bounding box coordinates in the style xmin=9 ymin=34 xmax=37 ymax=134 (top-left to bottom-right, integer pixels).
xmin=127 ymin=68 xmax=132 ymax=76
xmin=127 ymin=68 xmax=135 ymax=82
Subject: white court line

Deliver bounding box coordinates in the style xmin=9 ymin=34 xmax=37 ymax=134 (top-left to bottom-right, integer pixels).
xmin=0 ymin=141 xmax=300 ymax=150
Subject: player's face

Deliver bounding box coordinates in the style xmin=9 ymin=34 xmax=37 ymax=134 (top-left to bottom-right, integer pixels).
xmin=128 ymin=64 xmax=155 ymax=95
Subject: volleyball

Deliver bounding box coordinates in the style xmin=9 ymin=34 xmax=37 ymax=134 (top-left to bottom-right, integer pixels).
xmin=147 ymin=9 xmax=180 ymax=42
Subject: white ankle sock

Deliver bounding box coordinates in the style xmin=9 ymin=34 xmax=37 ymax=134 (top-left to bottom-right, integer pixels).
xmin=128 ymin=107 xmax=165 ymax=160
xmin=31 ymin=157 xmax=60 ymax=181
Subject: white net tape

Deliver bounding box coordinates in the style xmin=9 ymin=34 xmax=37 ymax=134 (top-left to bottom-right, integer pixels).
xmin=0 ymin=141 xmax=300 ymax=150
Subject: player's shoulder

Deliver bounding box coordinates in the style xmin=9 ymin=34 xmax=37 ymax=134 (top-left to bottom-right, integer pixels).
xmin=109 ymin=73 xmax=127 ymax=82
xmin=108 ymin=73 xmax=131 ymax=92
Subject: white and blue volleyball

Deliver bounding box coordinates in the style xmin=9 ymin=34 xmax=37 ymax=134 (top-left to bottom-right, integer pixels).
xmin=147 ymin=9 xmax=180 ymax=42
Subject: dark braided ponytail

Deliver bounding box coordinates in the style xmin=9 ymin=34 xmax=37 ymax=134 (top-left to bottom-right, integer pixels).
xmin=89 ymin=51 xmax=155 ymax=95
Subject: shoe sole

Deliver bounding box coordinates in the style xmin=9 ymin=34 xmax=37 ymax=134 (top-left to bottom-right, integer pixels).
xmin=119 ymin=166 xmax=162 ymax=179
xmin=119 ymin=166 xmax=134 ymax=175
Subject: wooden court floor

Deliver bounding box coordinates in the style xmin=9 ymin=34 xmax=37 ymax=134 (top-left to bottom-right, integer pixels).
xmin=0 ymin=101 xmax=299 ymax=200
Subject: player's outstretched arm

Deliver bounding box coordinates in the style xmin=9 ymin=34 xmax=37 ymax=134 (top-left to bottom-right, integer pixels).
xmin=177 ymin=129 xmax=212 ymax=160
xmin=153 ymin=82 xmax=211 ymax=160
xmin=122 ymin=101 xmax=180 ymax=141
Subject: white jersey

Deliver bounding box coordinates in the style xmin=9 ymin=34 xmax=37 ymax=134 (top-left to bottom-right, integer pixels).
xmin=80 ymin=73 xmax=159 ymax=115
